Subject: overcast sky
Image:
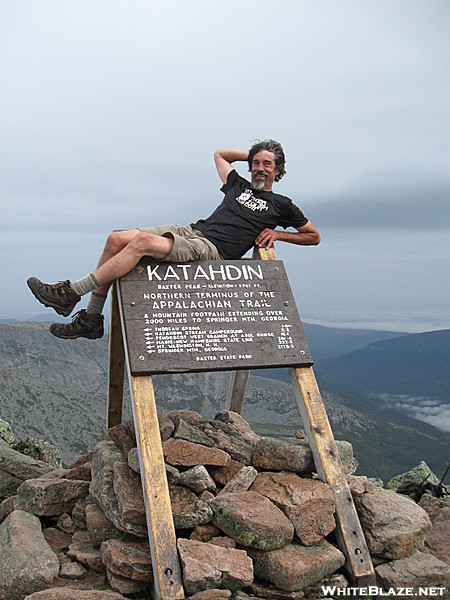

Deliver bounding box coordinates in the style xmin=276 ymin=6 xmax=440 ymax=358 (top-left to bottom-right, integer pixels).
xmin=1 ymin=0 xmax=449 ymax=332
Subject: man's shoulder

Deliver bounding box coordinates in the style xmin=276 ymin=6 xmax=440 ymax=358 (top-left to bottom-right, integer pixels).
xmin=222 ymin=169 xmax=250 ymax=192
xmin=263 ymin=188 xmax=293 ymax=204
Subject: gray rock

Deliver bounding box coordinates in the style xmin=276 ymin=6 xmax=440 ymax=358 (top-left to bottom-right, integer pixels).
xmin=368 ymin=477 xmax=384 ymax=488
xmin=57 ymin=512 xmax=76 ymax=533
xmin=386 ymin=460 xmax=440 ymax=490
xmin=106 ymin=568 xmax=150 ymax=595
xmin=88 ymin=441 xmax=147 ymax=536
xmin=85 ymin=502 xmax=123 ymax=546
xmin=89 ymin=440 xmax=126 ymax=517
xmin=0 ymin=416 xmax=15 ymax=444
xmin=177 ymin=538 xmax=253 ymax=594
xmin=346 ymin=474 xmax=371 ymax=497
xmin=158 ymin=414 xmax=176 ymax=442
xmin=127 ymin=447 xmax=140 ymax=473
xmin=172 ymin=415 xmax=215 ymax=447
xmin=250 ymin=471 xmax=336 ymax=546
xmin=219 ymin=465 xmax=258 ymax=496
xmin=189 ymin=590 xmax=232 ymax=599
xmin=214 ymin=411 xmax=260 ymax=446
xmin=180 ymin=464 xmax=216 ymax=494
xmin=164 ymin=438 xmax=231 ymax=467
xmin=67 ymin=530 xmax=105 ymax=573
xmin=100 ymin=538 xmax=153 ymax=582
xmin=42 ymin=527 xmax=73 ymax=551
xmin=24 ymin=589 xmax=126 ymax=599
xmin=0 ymin=509 xmax=60 ymax=599
xmin=59 ymin=560 xmax=88 ymax=579
xmin=248 ymin=580 xmax=310 ymax=598
xmin=166 ymin=463 xmax=181 ymax=484
xmin=207 ymin=416 xmax=259 ymax=466
xmin=72 ymin=496 xmax=88 ymax=530
xmin=355 ymin=486 xmax=432 ymax=559
xmin=248 ymin=540 xmax=345 ymax=592
xmin=210 ymin=491 xmax=294 ymax=550
xmin=376 ymin=550 xmax=450 ymax=590
xmin=169 ymin=483 xmax=213 ymax=529
xmin=13 ymin=437 xmax=63 ymax=469
xmin=113 ymin=462 xmax=146 ymax=529
xmin=16 ymin=476 xmax=89 ymax=516
xmin=0 ymin=438 xmax=53 ymax=500
xmin=421 ymin=497 xmax=450 ymax=565
xmin=0 ymin=494 xmax=16 ymax=523
xmin=252 ymin=437 xmax=315 ymax=473
xmin=335 ymin=440 xmax=355 ymax=474
xmin=106 ymin=421 xmax=136 ymax=456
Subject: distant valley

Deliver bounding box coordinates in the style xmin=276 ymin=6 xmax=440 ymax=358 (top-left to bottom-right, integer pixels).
xmin=0 ymin=320 xmax=448 ymax=482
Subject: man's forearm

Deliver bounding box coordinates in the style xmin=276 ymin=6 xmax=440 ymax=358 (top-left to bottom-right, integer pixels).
xmin=255 ymin=224 xmax=321 ymax=249
xmin=214 ymin=149 xmax=249 ymax=183
xmin=275 ymin=230 xmax=321 ymax=246
xmin=214 ymin=148 xmax=249 ymax=163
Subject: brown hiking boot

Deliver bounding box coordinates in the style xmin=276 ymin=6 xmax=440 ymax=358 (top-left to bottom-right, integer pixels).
xmin=27 ymin=277 xmax=81 ymax=317
xmin=50 ymin=310 xmax=104 ymax=340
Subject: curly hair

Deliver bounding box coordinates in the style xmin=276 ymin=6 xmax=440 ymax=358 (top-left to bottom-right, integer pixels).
xmin=248 ymin=139 xmax=286 ymax=182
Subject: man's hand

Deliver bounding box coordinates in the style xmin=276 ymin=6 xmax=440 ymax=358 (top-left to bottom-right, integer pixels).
xmin=256 ymin=223 xmax=321 ymax=249
xmin=255 ymin=228 xmax=280 ymax=249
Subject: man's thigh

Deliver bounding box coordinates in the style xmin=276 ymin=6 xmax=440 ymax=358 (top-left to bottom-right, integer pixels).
xmin=138 ymin=225 xmax=221 ymax=262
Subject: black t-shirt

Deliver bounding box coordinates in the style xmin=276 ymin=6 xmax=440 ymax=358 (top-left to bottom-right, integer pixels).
xmin=191 ymin=170 xmax=308 ymax=260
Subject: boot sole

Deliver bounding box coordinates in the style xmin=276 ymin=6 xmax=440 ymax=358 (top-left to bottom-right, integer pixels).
xmin=50 ymin=330 xmax=103 ymax=340
xmin=27 ymin=278 xmax=76 ymax=317
xmin=50 ymin=327 xmax=104 ymax=340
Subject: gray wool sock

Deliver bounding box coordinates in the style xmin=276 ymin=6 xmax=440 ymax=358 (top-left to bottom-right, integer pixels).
xmin=71 ymin=274 xmax=100 ymax=296
xmin=86 ymin=291 xmax=107 ymax=315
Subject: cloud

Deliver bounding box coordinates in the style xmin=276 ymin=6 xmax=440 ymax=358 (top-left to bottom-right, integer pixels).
xmin=375 ymin=393 xmax=450 ymax=432
xmin=308 ymin=170 xmax=450 ymax=230
xmin=412 ymin=406 xmax=450 ymax=433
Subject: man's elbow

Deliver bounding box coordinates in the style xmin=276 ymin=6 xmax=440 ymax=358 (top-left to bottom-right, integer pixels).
xmin=312 ymin=232 xmax=321 ymax=245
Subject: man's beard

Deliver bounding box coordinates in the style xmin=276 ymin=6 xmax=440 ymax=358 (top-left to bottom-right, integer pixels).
xmin=251 ymin=177 xmax=267 ymax=191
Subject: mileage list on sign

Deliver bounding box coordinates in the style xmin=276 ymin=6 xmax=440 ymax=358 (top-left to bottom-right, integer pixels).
xmin=117 ymin=259 xmax=313 ymax=375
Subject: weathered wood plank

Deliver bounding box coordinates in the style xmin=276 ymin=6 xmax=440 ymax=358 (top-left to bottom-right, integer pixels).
xmin=289 ymin=366 xmax=375 ymax=584
xmin=223 ymin=245 xmax=278 ymax=416
xmin=226 ymin=370 xmax=250 ymax=414
xmin=256 ymin=244 xmax=375 ymax=583
xmin=107 ymin=282 xmax=125 ymax=429
xmin=130 ymin=375 xmax=185 ymax=599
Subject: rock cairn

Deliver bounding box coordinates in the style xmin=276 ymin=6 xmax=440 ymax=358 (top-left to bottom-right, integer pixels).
xmin=0 ymin=409 xmax=449 ymax=599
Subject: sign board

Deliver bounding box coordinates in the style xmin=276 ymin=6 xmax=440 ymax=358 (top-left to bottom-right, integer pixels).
xmin=117 ymin=258 xmax=313 ymax=375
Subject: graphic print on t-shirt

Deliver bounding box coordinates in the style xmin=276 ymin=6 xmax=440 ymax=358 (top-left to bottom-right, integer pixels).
xmin=236 ymin=189 xmax=268 ymax=212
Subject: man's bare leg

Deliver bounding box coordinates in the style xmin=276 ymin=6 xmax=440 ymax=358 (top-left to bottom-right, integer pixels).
xmin=27 ymin=230 xmax=174 ymax=339
xmin=92 ymin=230 xmax=174 ymax=294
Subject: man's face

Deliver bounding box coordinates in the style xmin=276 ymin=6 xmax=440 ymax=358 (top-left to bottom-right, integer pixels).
xmin=250 ymin=150 xmax=279 ymax=192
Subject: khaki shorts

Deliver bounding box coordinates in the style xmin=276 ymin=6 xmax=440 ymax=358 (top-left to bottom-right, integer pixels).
xmin=138 ymin=224 xmax=222 ymax=262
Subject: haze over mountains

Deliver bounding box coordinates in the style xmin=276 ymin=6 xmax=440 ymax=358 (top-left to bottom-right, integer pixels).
xmin=0 ymin=319 xmax=448 ymax=482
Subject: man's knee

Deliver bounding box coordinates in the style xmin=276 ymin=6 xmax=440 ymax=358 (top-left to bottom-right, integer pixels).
xmin=105 ymin=229 xmax=139 ymax=254
xmin=131 ymin=231 xmax=174 ymax=259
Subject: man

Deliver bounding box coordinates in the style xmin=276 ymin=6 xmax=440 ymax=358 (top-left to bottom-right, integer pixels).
xmin=27 ymin=139 xmax=320 ymax=340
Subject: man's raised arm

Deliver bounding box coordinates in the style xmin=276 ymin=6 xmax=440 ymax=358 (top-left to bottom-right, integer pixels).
xmin=214 ymin=148 xmax=249 ymax=184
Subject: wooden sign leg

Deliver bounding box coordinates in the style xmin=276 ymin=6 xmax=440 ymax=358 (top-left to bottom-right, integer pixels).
xmin=289 ymin=366 xmax=375 ymax=585
xmin=226 ymin=370 xmax=250 ymax=414
xmin=130 ymin=375 xmax=185 ymax=599
xmin=107 ymin=282 xmax=125 ymax=429
xmin=254 ymin=245 xmax=375 ymax=584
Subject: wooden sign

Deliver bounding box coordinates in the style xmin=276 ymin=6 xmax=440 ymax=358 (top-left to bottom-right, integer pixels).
xmin=117 ymin=258 xmax=312 ymax=375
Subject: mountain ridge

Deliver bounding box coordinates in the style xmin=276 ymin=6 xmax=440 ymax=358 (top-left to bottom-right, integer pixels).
xmin=1 ymin=321 xmax=448 ymax=481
